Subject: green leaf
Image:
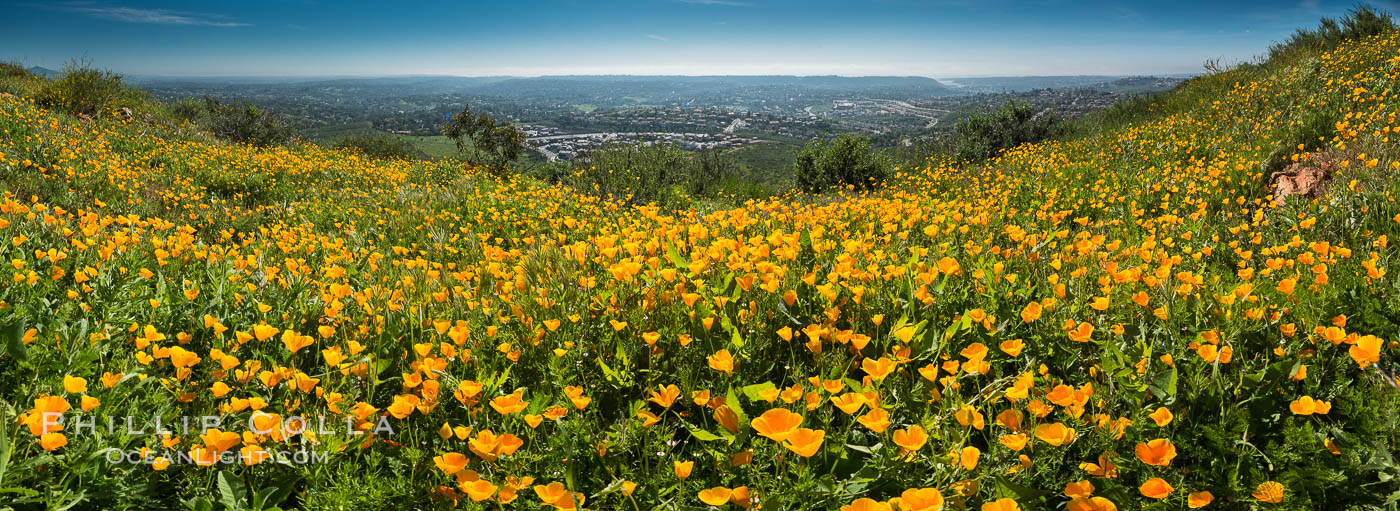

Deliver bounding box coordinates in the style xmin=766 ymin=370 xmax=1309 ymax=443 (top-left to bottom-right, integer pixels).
xmin=665 ymin=241 xmax=688 ymax=269
xmin=253 ymin=487 xmax=278 ymax=510
xmin=2 ymin=321 xmax=25 ymax=362
xmin=995 ymin=475 xmax=1048 ymax=501
xmin=1148 ymin=366 xmax=1178 ymax=404
xmin=182 ymin=496 xmax=213 ymax=511
xmin=773 ymin=299 xmax=802 ymax=325
xmin=54 ymin=491 xmax=88 ymax=511
xmin=740 ymin=382 xmax=777 ymax=402
xmin=845 ymin=442 xmax=883 ymax=454
xmin=725 ymin=386 xmax=749 ymax=431
xmin=598 ymin=358 xmax=623 ymax=386
xmin=0 ymin=402 xmax=9 ymax=486
xmin=686 ymin=425 xmax=723 ymax=442
xmin=593 ymin=478 xmax=629 ymax=498
xmin=217 ymin=470 xmax=247 ymax=511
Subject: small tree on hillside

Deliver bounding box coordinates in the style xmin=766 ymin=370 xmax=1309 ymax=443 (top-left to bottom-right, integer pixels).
xmin=442 ymin=103 xmax=528 ymax=176
xmin=793 ymin=134 xmax=890 ymax=192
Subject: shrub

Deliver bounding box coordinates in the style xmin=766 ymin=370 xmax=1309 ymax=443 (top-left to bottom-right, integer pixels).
xmin=331 ymin=133 xmax=423 ymax=161
xmin=166 ymin=97 xmax=206 ymax=123
xmin=565 ymin=143 xmax=751 ymax=205
xmin=793 ymin=134 xmax=890 ymax=192
xmin=0 ymin=61 xmax=29 ymax=78
xmin=952 ymin=100 xmax=1061 ymax=162
xmin=571 ymin=142 xmax=689 ymax=205
xmin=34 ymin=60 xmax=144 ymax=118
xmin=683 ymin=148 xmax=747 ymax=197
xmin=194 ymin=96 xmax=298 ymax=148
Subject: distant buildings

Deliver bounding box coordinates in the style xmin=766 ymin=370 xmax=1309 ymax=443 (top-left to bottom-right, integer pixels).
xmin=524 ymin=130 xmax=761 ymax=162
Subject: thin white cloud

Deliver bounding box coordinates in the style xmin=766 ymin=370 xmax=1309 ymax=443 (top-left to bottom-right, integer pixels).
xmin=646 ymin=34 xmax=669 ymax=41
xmin=675 ymin=0 xmax=752 ymax=6
xmin=60 ymin=4 xmax=249 ymax=27
xmin=1107 ymin=3 xmax=1143 ymax=22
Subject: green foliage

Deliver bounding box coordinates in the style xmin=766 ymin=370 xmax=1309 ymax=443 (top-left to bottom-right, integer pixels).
xmin=166 ymin=95 xmax=299 ymax=148
xmin=952 ymin=100 xmax=1062 ymax=162
xmin=1268 ymin=5 xmax=1397 ymax=61
xmin=34 ymin=59 xmax=146 ymax=119
xmin=793 ymin=134 xmax=891 ymax=192
xmin=0 ymin=61 xmax=29 ymax=79
xmin=441 ymin=103 xmax=527 ymax=176
xmin=570 ymin=142 xmax=689 ymax=205
xmin=172 ymin=96 xmax=299 ymax=148
xmin=566 ymin=143 xmax=756 ymax=206
xmin=682 ymin=148 xmax=749 ymax=197
xmin=331 ymin=133 xmax=423 ymax=161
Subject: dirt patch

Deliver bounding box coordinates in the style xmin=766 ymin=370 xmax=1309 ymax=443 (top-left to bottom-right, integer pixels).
xmin=1271 ymin=151 xmax=1345 ymax=206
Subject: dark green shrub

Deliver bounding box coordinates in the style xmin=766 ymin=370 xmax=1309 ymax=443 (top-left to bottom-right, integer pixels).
xmin=34 ymin=60 xmax=145 ymax=118
xmin=793 ymin=134 xmax=890 ymax=192
xmin=166 ymin=97 xmax=206 ymax=123
xmin=952 ymin=100 xmax=1062 ymax=162
xmin=196 ymin=96 xmax=298 ymax=148
xmin=332 ymin=133 xmax=423 ymax=161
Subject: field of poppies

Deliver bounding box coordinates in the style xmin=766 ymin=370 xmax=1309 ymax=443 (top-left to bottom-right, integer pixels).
xmin=2 ymin=22 xmax=1400 ymax=511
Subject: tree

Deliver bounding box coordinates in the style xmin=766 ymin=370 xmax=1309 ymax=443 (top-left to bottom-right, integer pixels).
xmin=793 ymin=134 xmax=890 ymax=192
xmin=442 ymin=103 xmax=528 ymax=176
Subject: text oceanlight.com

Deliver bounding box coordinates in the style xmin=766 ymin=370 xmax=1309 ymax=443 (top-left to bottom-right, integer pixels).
xmin=104 ymin=448 xmax=331 ymax=465
xmin=34 ymin=412 xmax=395 ymax=437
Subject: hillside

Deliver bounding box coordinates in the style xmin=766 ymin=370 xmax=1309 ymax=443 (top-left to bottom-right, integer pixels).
xmin=1 ymin=23 xmax=1399 ymax=511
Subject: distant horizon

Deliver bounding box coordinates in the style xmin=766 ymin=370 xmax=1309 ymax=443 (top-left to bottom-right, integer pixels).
xmin=19 ymin=65 xmax=1198 ymax=82
xmin=4 ymin=1 xmax=1388 ymax=77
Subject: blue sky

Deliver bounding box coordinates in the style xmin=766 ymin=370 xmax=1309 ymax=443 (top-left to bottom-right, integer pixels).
xmin=3 ymin=0 xmax=1393 ymax=77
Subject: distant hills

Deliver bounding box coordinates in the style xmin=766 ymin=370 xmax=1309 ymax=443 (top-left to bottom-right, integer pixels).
xmin=26 ymin=66 xmax=59 ymax=77
xmin=122 ymin=72 xmax=1186 ymax=116
xmin=129 ymin=74 xmax=957 ymax=102
xmin=939 ymin=74 xmax=1195 ymax=93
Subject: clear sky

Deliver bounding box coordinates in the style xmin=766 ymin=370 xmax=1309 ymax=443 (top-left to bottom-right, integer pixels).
xmin=4 ymin=0 xmax=1393 ymax=77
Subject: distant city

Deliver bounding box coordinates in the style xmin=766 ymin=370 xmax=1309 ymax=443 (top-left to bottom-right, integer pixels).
xmin=123 ymin=73 xmax=1185 ymax=165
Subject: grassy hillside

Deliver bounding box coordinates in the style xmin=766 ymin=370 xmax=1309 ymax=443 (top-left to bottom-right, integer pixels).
xmin=1 ymin=20 xmax=1399 ymax=511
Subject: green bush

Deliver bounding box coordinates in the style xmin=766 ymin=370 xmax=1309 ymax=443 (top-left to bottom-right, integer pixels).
xmin=567 ymin=143 xmax=751 ymax=205
xmin=683 ymin=148 xmax=748 ymax=197
xmin=331 ymin=133 xmax=423 ymax=161
xmin=0 ymin=61 xmax=29 ymax=78
xmin=952 ymin=100 xmax=1062 ymax=162
xmin=34 ymin=60 xmax=145 ymax=118
xmin=186 ymin=96 xmax=299 ymax=148
xmin=571 ymin=142 xmax=689 ymax=205
xmin=793 ymin=134 xmax=890 ymax=192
